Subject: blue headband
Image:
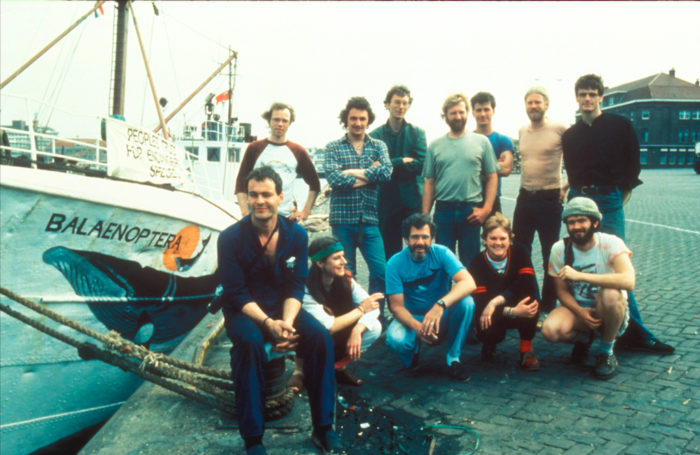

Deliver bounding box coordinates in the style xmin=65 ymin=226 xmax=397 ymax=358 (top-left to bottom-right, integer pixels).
xmin=310 ymin=242 xmax=344 ymax=262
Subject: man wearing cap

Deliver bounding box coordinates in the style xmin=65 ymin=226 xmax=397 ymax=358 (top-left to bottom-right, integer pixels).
xmin=370 ymin=85 xmax=427 ymax=260
xmin=512 ymin=87 xmax=568 ymax=315
xmin=542 ymin=197 xmax=632 ymax=379
xmin=235 ymin=102 xmax=320 ymax=221
xmin=385 ymin=213 xmax=476 ymax=381
xmin=562 ymin=74 xmax=673 ymax=354
xmin=219 ymin=166 xmax=338 ymax=454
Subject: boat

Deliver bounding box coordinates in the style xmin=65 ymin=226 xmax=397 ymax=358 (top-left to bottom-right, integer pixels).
xmin=0 ymin=2 xmax=249 ymax=453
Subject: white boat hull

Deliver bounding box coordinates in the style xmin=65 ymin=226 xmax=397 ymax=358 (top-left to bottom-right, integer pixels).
xmin=0 ymin=165 xmax=238 ymax=454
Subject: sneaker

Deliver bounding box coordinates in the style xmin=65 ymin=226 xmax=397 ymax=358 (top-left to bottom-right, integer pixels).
xmin=620 ymin=337 xmax=675 ymax=355
xmin=312 ymin=428 xmax=340 ymax=453
xmin=447 ymin=361 xmax=470 ymax=381
xmin=481 ymin=343 xmax=496 ymax=362
xmin=593 ymin=353 xmax=618 ymax=379
xmin=520 ymin=350 xmax=540 ymax=371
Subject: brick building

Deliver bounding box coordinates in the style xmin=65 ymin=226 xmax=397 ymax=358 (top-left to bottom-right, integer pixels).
xmin=598 ymin=70 xmax=700 ymax=169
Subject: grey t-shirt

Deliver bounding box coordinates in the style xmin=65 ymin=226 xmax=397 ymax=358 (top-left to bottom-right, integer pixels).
xmin=422 ymin=132 xmax=498 ymax=203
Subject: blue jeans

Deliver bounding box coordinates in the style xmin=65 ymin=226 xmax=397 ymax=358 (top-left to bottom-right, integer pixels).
xmin=512 ymin=190 xmax=563 ymax=313
xmin=224 ymin=308 xmax=335 ymax=439
xmin=385 ymin=296 xmax=474 ymax=367
xmin=433 ymin=201 xmax=481 ymax=267
xmin=568 ymin=187 xmax=654 ymax=342
xmin=332 ymin=223 xmax=386 ymax=315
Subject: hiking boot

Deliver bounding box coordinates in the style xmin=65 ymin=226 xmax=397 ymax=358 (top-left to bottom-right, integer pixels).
xmin=335 ymin=368 xmax=363 ymax=386
xmin=520 ymin=350 xmax=540 ymax=371
xmin=311 ymin=428 xmax=340 ymax=453
xmin=593 ymin=353 xmax=618 ymax=379
xmin=447 ymin=361 xmax=470 ymax=381
xmin=481 ymin=343 xmax=496 ymax=362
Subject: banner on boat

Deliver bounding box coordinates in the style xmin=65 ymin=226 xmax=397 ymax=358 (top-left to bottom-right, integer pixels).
xmin=106 ymin=119 xmax=189 ymax=186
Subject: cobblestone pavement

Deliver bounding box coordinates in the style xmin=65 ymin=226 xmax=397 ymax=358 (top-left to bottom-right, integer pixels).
xmin=83 ymin=169 xmax=700 ymax=455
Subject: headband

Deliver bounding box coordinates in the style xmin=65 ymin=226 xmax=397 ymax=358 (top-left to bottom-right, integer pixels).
xmin=310 ymin=242 xmax=344 ymax=262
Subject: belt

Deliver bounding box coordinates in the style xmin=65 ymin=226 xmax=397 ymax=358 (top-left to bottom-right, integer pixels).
xmin=574 ymin=185 xmax=618 ymax=195
xmin=435 ymin=200 xmax=476 ymax=207
xmin=518 ymin=188 xmax=560 ymax=198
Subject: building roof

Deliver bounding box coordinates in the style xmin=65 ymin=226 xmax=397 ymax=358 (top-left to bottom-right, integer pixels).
xmin=605 ymin=71 xmax=700 ymax=101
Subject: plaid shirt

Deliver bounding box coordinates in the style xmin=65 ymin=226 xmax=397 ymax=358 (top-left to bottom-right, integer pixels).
xmin=324 ymin=134 xmax=392 ymax=225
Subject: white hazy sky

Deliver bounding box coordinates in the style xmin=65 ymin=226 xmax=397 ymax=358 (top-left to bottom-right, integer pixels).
xmin=2 ymin=1 xmax=700 ymax=148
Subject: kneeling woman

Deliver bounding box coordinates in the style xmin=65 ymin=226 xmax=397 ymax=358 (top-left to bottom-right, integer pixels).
xmin=467 ymin=213 xmax=541 ymax=370
xmin=288 ymin=236 xmax=383 ymax=389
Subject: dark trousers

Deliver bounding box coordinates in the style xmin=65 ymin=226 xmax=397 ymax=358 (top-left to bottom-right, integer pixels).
xmin=224 ymin=308 xmax=335 ymax=438
xmin=477 ymin=309 xmax=538 ymax=345
xmin=512 ymin=189 xmax=562 ymax=313
xmin=379 ymin=205 xmax=419 ymax=261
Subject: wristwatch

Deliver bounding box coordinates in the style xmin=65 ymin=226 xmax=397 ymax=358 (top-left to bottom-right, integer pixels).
xmin=436 ymin=299 xmax=447 ymax=309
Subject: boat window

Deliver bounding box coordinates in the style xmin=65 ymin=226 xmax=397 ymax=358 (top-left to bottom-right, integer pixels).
xmin=186 ymin=146 xmax=199 ymax=161
xmin=207 ymin=147 xmax=220 ymax=162
xmin=228 ymin=148 xmax=237 ymax=162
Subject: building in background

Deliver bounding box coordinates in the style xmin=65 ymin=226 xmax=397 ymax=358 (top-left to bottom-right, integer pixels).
xmin=596 ymin=69 xmax=700 ymax=169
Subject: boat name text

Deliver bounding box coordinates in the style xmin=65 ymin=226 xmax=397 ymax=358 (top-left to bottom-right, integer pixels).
xmin=45 ymin=213 xmax=181 ymax=249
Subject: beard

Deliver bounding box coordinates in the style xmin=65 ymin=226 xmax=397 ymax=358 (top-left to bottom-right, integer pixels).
xmin=409 ymin=244 xmax=428 ymax=261
xmin=527 ymin=109 xmax=544 ymax=122
xmin=569 ymin=225 xmax=596 ymax=246
xmin=447 ymin=117 xmax=466 ymax=134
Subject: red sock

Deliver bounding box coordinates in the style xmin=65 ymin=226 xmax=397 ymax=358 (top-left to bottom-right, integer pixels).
xmin=520 ymin=340 xmax=532 ymax=353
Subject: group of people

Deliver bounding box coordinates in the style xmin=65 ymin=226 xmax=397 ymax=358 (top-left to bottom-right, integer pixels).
xmin=218 ymin=75 xmax=674 ymax=454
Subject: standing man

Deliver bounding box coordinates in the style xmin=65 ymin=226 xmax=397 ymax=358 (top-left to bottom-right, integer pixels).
xmin=219 ymin=166 xmax=338 ymax=454
xmin=422 ymin=93 xmax=499 ymax=267
xmin=512 ymin=87 xmax=568 ymax=314
xmin=561 ymin=73 xmax=674 ymax=354
xmin=235 ymin=102 xmax=320 ymax=222
xmin=370 ymin=85 xmax=427 ymax=260
xmin=542 ymin=197 xmax=632 ymax=379
xmin=385 ymin=213 xmax=476 ymax=380
xmin=324 ymin=96 xmax=393 ymax=319
xmin=470 ymin=91 xmax=514 ymax=215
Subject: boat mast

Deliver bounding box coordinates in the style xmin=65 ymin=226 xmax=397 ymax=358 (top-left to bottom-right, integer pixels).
xmin=111 ymin=0 xmax=129 ymax=117
xmin=153 ymin=50 xmax=238 ymax=133
xmin=227 ymin=47 xmax=234 ymax=126
xmin=127 ymin=0 xmax=169 ymax=139
xmin=0 ymin=1 xmax=106 ymax=90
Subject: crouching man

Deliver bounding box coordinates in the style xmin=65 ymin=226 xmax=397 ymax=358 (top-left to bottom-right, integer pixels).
xmin=542 ymin=197 xmax=633 ymax=380
xmin=385 ymin=213 xmax=476 ymax=381
xmin=218 ymin=166 xmax=338 ymax=454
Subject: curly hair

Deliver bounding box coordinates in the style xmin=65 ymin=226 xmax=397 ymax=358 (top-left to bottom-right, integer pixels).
xmin=338 ymin=96 xmax=376 ymax=127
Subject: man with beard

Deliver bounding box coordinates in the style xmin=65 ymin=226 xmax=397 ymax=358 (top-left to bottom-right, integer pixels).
xmin=542 ymin=197 xmax=632 ymax=380
xmin=422 ymin=93 xmax=498 ymax=267
xmin=561 ymin=74 xmax=674 ymax=355
xmin=385 ymin=213 xmax=476 ymax=380
xmin=370 ymin=85 xmax=427 ymax=260
xmin=512 ymin=87 xmax=568 ymax=315
xmin=235 ymin=102 xmax=320 ymax=221
xmin=219 ymin=166 xmax=338 ymax=454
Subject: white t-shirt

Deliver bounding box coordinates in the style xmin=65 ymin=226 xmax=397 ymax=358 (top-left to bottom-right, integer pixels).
xmin=549 ymin=232 xmax=631 ymax=307
xmin=301 ymin=278 xmax=380 ymax=329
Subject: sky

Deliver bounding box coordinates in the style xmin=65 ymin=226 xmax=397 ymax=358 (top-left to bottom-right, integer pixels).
xmin=2 ymin=1 xmax=700 ymax=148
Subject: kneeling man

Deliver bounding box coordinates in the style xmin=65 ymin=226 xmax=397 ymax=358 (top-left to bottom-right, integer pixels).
xmin=542 ymin=197 xmax=633 ymax=380
xmin=385 ymin=213 xmax=476 ymax=380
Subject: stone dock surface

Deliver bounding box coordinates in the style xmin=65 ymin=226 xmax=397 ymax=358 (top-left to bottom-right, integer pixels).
xmin=81 ymin=169 xmax=700 ymax=455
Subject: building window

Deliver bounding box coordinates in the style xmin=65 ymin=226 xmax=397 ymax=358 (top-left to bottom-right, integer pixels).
xmin=668 ymin=153 xmax=677 ymax=165
xmin=641 ymin=128 xmax=649 ymax=143
xmin=659 ymin=152 xmax=667 ymax=165
xmin=678 ymin=153 xmax=685 ymax=165
xmin=678 ymin=129 xmax=690 ymax=143
xmin=640 ymin=151 xmax=648 ymax=165
xmin=641 ymin=111 xmax=650 ymax=120
xmin=692 ymin=131 xmax=699 ymax=142
xmin=693 ymin=111 xmax=700 ymax=120
xmin=207 ymin=147 xmax=220 ymax=162
xmin=679 ymin=111 xmax=691 ymax=120
xmin=629 ymin=111 xmax=635 ymax=121
xmin=185 ymin=146 xmax=199 ymax=161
